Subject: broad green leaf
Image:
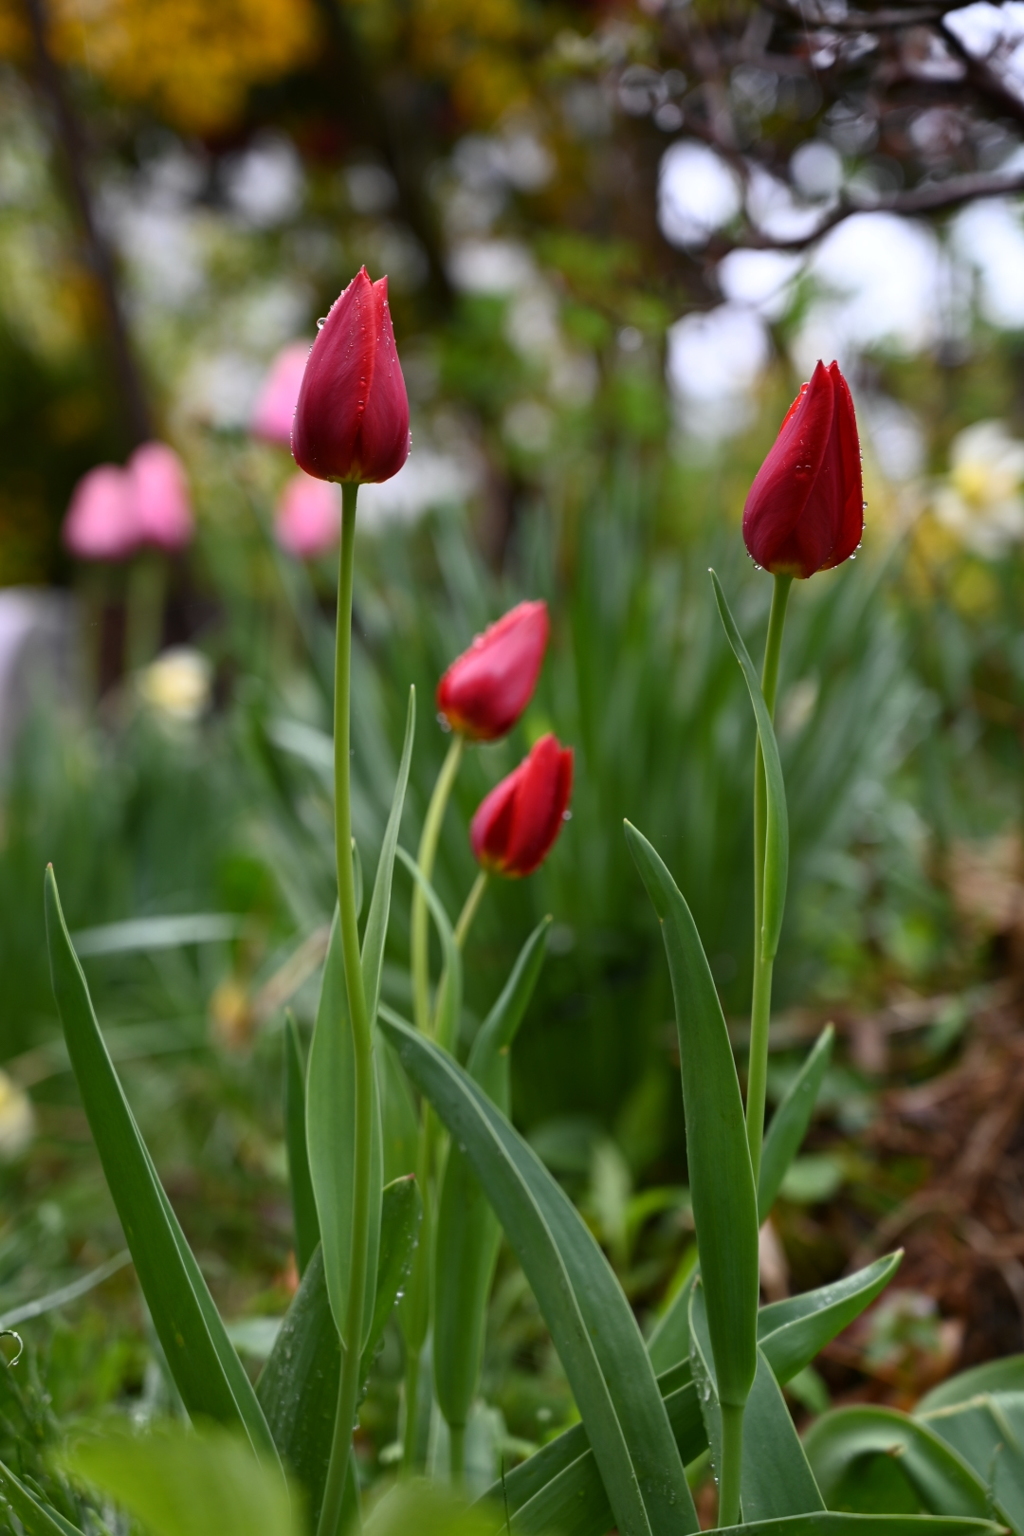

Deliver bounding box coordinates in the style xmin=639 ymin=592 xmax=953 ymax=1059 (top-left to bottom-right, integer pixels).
xmin=919 ymin=1358 xmax=1024 ymax=1413
xmin=743 ymin=1347 xmax=825 ymax=1519
xmin=919 ymin=1394 xmax=1024 ymax=1536
xmin=379 ymin=1012 xmax=696 ymax=1536
xmin=710 ymin=570 xmax=789 ymax=960
xmin=284 ymin=1013 xmax=320 ymax=1276
xmin=396 ymin=848 xmax=461 ymax=1053
xmin=758 ymin=1252 xmax=903 ymax=1384
xmin=805 ymin=1407 xmax=998 ymax=1522
xmin=0 ymin=1459 xmax=83 ymax=1536
xmin=43 ymin=868 xmax=279 ymax=1468
xmin=257 ymin=1182 xmax=420 ymax=1529
xmin=361 ymin=688 xmax=415 ymax=1024
xmin=714 ymin=1517 xmax=1002 ymax=1536
xmin=625 ymin=822 xmax=759 ymax=1411
xmin=306 ymin=907 xmax=384 ymax=1348
xmin=367 ymin=1480 xmax=515 ymax=1536
xmin=759 ymin=1025 xmax=835 ymax=1221
xmin=66 ymin=1424 xmax=299 ymax=1536
xmin=484 ymin=1364 xmax=704 ymax=1536
xmin=435 ymin=920 xmax=550 ymax=1434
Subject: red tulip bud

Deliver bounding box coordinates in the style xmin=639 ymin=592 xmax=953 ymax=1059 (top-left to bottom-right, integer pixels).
xmin=437 ymin=601 xmax=549 ymax=742
xmin=743 ymin=360 xmax=863 ymax=580
xmin=292 ymin=267 xmax=410 ymax=485
xmin=471 ymin=734 xmax=573 ymax=879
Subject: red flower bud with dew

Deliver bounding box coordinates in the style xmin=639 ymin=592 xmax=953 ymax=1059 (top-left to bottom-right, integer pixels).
xmin=743 ymin=360 xmax=863 ymax=579
xmin=292 ymin=267 xmax=410 ymax=485
xmin=470 ymin=734 xmax=574 ymax=878
xmin=437 ymin=601 xmax=549 ymax=742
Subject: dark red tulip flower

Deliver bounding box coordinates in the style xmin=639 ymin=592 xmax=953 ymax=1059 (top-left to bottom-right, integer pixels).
xmin=292 ymin=267 xmax=410 ymax=485
xmin=471 ymin=734 xmax=574 ymax=879
xmin=743 ymin=360 xmax=863 ymax=580
xmin=437 ymin=601 xmax=549 ymax=742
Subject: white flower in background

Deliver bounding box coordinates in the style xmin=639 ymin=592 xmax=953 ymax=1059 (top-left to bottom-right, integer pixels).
xmin=934 ymin=420 xmax=1024 ymax=556
xmin=138 ymin=647 xmax=213 ymax=723
xmin=0 ymin=1071 xmax=34 ymax=1160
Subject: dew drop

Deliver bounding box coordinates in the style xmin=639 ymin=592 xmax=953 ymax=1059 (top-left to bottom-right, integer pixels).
xmin=317 ymin=316 xmax=327 ymax=329
xmin=562 ymin=810 xmax=572 ymax=821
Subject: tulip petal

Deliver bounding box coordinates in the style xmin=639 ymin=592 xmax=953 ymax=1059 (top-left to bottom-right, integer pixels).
xmin=352 ymin=278 xmax=411 ymax=485
xmin=743 ymin=362 xmax=835 ymax=576
xmin=471 ymin=765 xmax=524 ymax=871
xmin=437 ymin=601 xmax=549 ymax=741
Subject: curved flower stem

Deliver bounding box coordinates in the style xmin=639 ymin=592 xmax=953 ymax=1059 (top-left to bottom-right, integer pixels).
xmin=454 ymin=870 xmax=488 ymax=951
xmin=719 ymin=1402 xmax=744 ymax=1528
xmin=411 ymin=735 xmax=464 ymax=1034
xmin=318 ymin=482 xmax=374 ymax=1536
xmin=746 ymin=572 xmax=792 ymax=1187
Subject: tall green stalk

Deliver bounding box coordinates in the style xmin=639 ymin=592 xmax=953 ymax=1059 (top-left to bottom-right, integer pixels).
xmin=746 ymin=572 xmax=792 ymax=1186
xmin=719 ymin=1403 xmax=745 ymax=1528
xmin=411 ymin=734 xmax=464 ymax=1034
xmin=318 ymin=482 xmax=374 ymax=1536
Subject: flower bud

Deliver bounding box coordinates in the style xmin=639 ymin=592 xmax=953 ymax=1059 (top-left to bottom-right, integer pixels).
xmin=274 ymin=471 xmax=341 ymax=558
xmin=437 ymin=601 xmax=549 ymax=742
xmin=292 ymin=268 xmax=410 ymax=485
xmin=129 ymin=442 xmax=194 ymax=552
xmin=470 ymin=734 xmax=573 ymax=878
xmin=743 ymin=360 xmax=862 ymax=579
xmin=252 ymin=341 xmax=309 ymax=446
xmin=62 ymin=465 xmax=139 ymax=561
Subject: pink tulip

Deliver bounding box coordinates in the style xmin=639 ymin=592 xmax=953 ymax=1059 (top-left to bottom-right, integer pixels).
xmin=62 ymin=465 xmax=140 ymax=561
xmin=129 ymin=442 xmax=194 ymax=552
xmin=274 ymin=471 xmax=342 ymax=558
xmin=251 ymin=341 xmax=310 ymax=446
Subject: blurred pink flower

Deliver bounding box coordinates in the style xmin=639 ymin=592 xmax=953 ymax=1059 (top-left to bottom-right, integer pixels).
xmin=274 ymin=471 xmax=341 ymax=558
xmin=130 ymin=442 xmax=194 ymax=552
xmin=251 ymin=341 xmax=310 ymax=446
xmin=62 ymin=465 xmax=139 ymax=561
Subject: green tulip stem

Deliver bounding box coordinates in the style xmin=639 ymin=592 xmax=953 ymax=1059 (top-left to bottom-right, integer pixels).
xmin=719 ymin=1402 xmax=744 ymax=1529
xmin=319 ymin=481 xmax=374 ymax=1536
xmin=411 ymin=733 xmax=464 ymax=1034
xmin=454 ymin=870 xmax=488 ymax=951
xmin=746 ymin=571 xmax=792 ymax=1187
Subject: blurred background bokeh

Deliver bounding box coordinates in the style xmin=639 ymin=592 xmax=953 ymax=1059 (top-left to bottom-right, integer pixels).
xmin=7 ymin=0 xmax=1024 ymax=1505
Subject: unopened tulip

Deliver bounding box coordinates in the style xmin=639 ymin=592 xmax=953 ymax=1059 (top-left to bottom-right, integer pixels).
xmin=130 ymin=442 xmax=194 ymax=552
xmin=470 ymin=734 xmax=573 ymax=878
xmin=292 ymin=268 xmax=410 ymax=484
xmin=437 ymin=601 xmax=549 ymax=742
xmin=62 ymin=465 xmax=139 ymax=561
xmin=251 ymin=341 xmax=309 ymax=446
xmin=743 ymin=360 xmax=862 ymax=579
xmin=274 ymin=471 xmax=341 ymax=558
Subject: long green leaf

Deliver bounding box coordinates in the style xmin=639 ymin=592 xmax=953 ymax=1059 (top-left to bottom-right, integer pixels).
xmin=306 ymin=908 xmax=384 ymax=1347
xmin=485 ymin=1365 xmax=704 ymax=1536
xmin=758 ymin=1252 xmax=903 ymax=1384
xmin=257 ymin=1181 xmax=420 ymax=1529
xmin=361 ymin=687 xmax=415 ymax=1024
xmin=0 ymin=1460 xmax=83 ymax=1536
xmin=284 ymin=1013 xmax=320 ymax=1276
xmin=805 ymin=1407 xmax=998 ymax=1521
xmin=379 ymin=1012 xmax=695 ymax=1536
xmin=918 ymin=1358 xmax=1024 ymax=1413
xmin=759 ymin=1025 xmax=835 ymax=1221
xmin=434 ymin=920 xmax=550 ymax=1433
xmin=710 ymin=570 xmax=789 ymax=960
xmin=625 ymin=822 xmax=759 ymax=1411
xmin=396 ymin=848 xmax=462 ymax=1054
xmin=715 ymin=1518 xmax=1001 ymax=1536
xmin=488 ymin=1251 xmax=904 ymax=1536
xmin=647 ymin=1266 xmax=698 ymax=1375
xmin=43 ymin=867 xmax=278 ymax=1468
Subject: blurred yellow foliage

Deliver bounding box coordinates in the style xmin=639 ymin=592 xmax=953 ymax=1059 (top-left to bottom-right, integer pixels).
xmin=0 ymin=0 xmax=320 ymax=134
xmin=345 ymin=0 xmax=542 ymax=123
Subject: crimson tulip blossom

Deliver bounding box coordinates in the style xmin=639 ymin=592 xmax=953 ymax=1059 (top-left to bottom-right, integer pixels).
xmin=437 ymin=601 xmax=549 ymax=741
xmin=470 ymin=734 xmax=573 ymax=878
xmin=292 ymin=267 xmax=410 ymax=485
xmin=743 ymin=360 xmax=862 ymax=579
